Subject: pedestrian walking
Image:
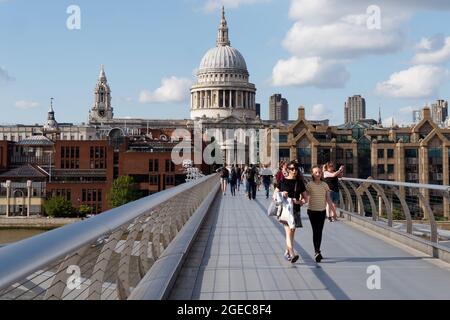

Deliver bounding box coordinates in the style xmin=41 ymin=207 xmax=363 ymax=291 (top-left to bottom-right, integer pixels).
xmin=260 ymin=164 xmax=273 ymax=199
xmin=217 ymin=166 xmax=229 ymax=196
xmin=273 ymin=161 xmax=307 ymax=263
xmin=229 ymin=165 xmax=238 ymax=196
xmin=246 ymin=164 xmax=258 ymax=200
xmin=323 ymin=162 xmax=344 ymax=222
xmin=275 ymin=160 xmax=288 ymax=188
xmin=236 ymin=165 xmax=242 ymax=192
xmin=305 ymin=166 xmax=336 ymax=263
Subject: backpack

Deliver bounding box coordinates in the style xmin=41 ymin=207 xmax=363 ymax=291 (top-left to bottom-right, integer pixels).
xmin=247 ymin=167 xmax=256 ymax=181
xmin=230 ymin=169 xmax=237 ymax=181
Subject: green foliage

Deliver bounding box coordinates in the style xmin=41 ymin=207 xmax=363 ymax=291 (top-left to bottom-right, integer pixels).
xmin=78 ymin=205 xmax=92 ymax=217
xmin=44 ymin=196 xmax=74 ymax=218
xmin=108 ymin=176 xmax=141 ymax=208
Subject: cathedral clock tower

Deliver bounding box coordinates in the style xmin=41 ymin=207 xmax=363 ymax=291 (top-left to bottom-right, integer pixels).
xmin=89 ymin=65 xmax=114 ymax=122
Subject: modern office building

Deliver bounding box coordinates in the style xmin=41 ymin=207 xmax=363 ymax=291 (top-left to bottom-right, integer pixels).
xmin=345 ymin=95 xmax=366 ymax=123
xmin=269 ymin=94 xmax=289 ymax=121
xmin=431 ymin=100 xmax=448 ymax=126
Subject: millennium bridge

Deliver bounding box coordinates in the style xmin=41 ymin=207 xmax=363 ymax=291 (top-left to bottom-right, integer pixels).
xmin=1 ymin=174 xmax=450 ymax=300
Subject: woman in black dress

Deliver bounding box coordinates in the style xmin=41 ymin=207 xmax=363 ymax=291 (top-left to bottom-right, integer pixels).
xmin=273 ymin=161 xmax=308 ymax=263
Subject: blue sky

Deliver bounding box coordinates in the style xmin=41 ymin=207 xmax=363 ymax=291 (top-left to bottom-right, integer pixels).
xmin=1 ymin=0 xmax=450 ymax=126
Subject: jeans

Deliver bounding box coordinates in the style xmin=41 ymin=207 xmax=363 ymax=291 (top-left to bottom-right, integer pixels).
xmin=263 ymin=181 xmax=271 ymax=198
xmin=248 ymin=180 xmax=257 ymax=199
xmin=307 ymin=210 xmax=327 ymax=253
xmin=230 ymin=182 xmax=237 ymax=196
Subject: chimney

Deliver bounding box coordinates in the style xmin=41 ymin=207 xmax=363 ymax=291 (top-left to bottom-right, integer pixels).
xmin=423 ymin=106 xmax=431 ymax=119
xmin=298 ymin=107 xmax=305 ymax=120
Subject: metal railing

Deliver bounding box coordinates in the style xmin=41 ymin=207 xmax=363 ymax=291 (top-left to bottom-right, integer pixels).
xmin=0 ymin=174 xmax=219 ymax=300
xmin=304 ymin=175 xmax=450 ymax=244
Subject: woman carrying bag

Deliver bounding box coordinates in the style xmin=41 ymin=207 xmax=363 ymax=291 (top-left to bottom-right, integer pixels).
xmin=273 ymin=161 xmax=307 ymax=263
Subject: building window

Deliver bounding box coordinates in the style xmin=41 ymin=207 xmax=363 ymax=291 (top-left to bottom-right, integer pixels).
xmin=90 ymin=146 xmax=107 ymax=169
xmin=428 ymin=147 xmax=443 ymax=184
xmin=279 ymin=149 xmax=290 ymax=161
xmin=149 ymin=159 xmax=159 ymax=173
xmin=387 ymin=149 xmax=394 ymax=158
xmin=165 ymin=159 xmax=175 ymax=172
xmin=336 ymin=148 xmax=344 ymax=159
xmin=345 ymin=164 xmax=353 ymax=174
xmin=377 ymin=149 xmax=384 ymax=159
xmin=165 ymin=175 xmax=175 ymax=186
xmin=81 ymin=189 xmax=103 ymax=214
xmin=297 ymin=148 xmax=311 ymax=173
xmin=387 ymin=164 xmax=394 ymax=174
xmin=149 ymin=175 xmax=159 ymax=186
xmin=345 ymin=149 xmax=353 ymax=160
xmin=377 ymin=165 xmax=385 ymax=174
xmin=279 ymin=134 xmax=288 ymax=143
xmin=60 ymin=146 xmax=80 ymax=169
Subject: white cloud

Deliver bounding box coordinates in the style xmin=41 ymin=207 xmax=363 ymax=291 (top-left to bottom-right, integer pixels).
xmin=413 ymin=36 xmax=450 ymax=65
xmin=272 ymin=56 xmax=350 ymax=88
xmin=376 ymin=65 xmax=449 ymax=98
xmin=282 ymin=20 xmax=404 ymax=59
xmin=203 ymin=0 xmax=269 ymax=12
xmin=15 ymin=100 xmax=40 ymax=109
xmin=289 ymin=0 xmax=450 ymax=23
xmin=139 ymin=76 xmax=193 ymax=104
xmin=0 ymin=67 xmax=14 ymax=84
xmin=309 ymin=104 xmax=332 ymax=120
xmin=274 ymin=0 xmax=450 ymax=89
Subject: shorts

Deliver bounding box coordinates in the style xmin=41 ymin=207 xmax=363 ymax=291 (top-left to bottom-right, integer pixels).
xmin=330 ymin=191 xmax=340 ymax=204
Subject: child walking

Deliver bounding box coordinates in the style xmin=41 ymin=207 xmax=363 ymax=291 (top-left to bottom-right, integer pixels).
xmin=306 ymin=166 xmax=336 ymax=263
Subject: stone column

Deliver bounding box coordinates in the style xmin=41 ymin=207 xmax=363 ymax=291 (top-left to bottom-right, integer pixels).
xmin=27 ymin=180 xmax=32 ymax=218
xmin=443 ymin=146 xmax=449 ymax=219
xmin=419 ymin=145 xmax=429 ymax=220
xmin=229 ymin=90 xmax=232 ymax=108
xmin=235 ymin=91 xmax=239 ymax=108
xmin=244 ymin=92 xmax=248 ymax=109
xmin=196 ymin=92 xmax=200 ymax=109
xmin=222 ymin=90 xmax=226 ymax=108
xmin=6 ymin=180 xmax=10 ymax=217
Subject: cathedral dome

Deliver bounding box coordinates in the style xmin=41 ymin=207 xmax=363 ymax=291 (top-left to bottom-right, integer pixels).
xmin=199 ymin=46 xmax=248 ymax=74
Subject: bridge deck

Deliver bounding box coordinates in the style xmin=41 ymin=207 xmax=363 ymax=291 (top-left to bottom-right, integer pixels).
xmin=170 ymin=188 xmax=450 ymax=300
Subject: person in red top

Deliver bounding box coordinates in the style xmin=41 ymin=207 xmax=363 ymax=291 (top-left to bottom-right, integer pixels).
xmin=275 ymin=161 xmax=288 ymax=188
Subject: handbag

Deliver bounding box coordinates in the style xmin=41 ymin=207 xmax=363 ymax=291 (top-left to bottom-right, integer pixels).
xmin=268 ymin=192 xmax=283 ymax=217
xmin=278 ymin=198 xmax=295 ymax=229
xmin=293 ymin=209 xmax=303 ymax=228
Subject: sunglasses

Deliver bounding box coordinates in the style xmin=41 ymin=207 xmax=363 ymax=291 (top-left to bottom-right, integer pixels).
xmin=288 ymin=167 xmax=297 ymax=171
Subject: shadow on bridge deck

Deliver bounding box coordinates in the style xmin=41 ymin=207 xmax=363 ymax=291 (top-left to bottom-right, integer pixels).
xmin=169 ymin=188 xmax=450 ymax=300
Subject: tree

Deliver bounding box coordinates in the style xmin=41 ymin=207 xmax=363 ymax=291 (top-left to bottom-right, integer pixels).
xmin=108 ymin=176 xmax=141 ymax=208
xmin=44 ymin=196 xmax=74 ymax=218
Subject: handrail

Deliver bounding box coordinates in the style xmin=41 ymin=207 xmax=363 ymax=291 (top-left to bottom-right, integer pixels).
xmin=0 ymin=174 xmax=218 ymax=295
xmin=303 ymin=174 xmax=450 ymax=191
xmin=303 ymin=174 xmax=449 ymax=247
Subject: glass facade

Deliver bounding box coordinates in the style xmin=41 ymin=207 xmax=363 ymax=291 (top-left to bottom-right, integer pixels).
xmin=297 ymin=148 xmax=311 ymax=173
xmin=428 ymin=147 xmax=443 ymax=185
xmin=405 ymin=149 xmax=419 ymax=183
